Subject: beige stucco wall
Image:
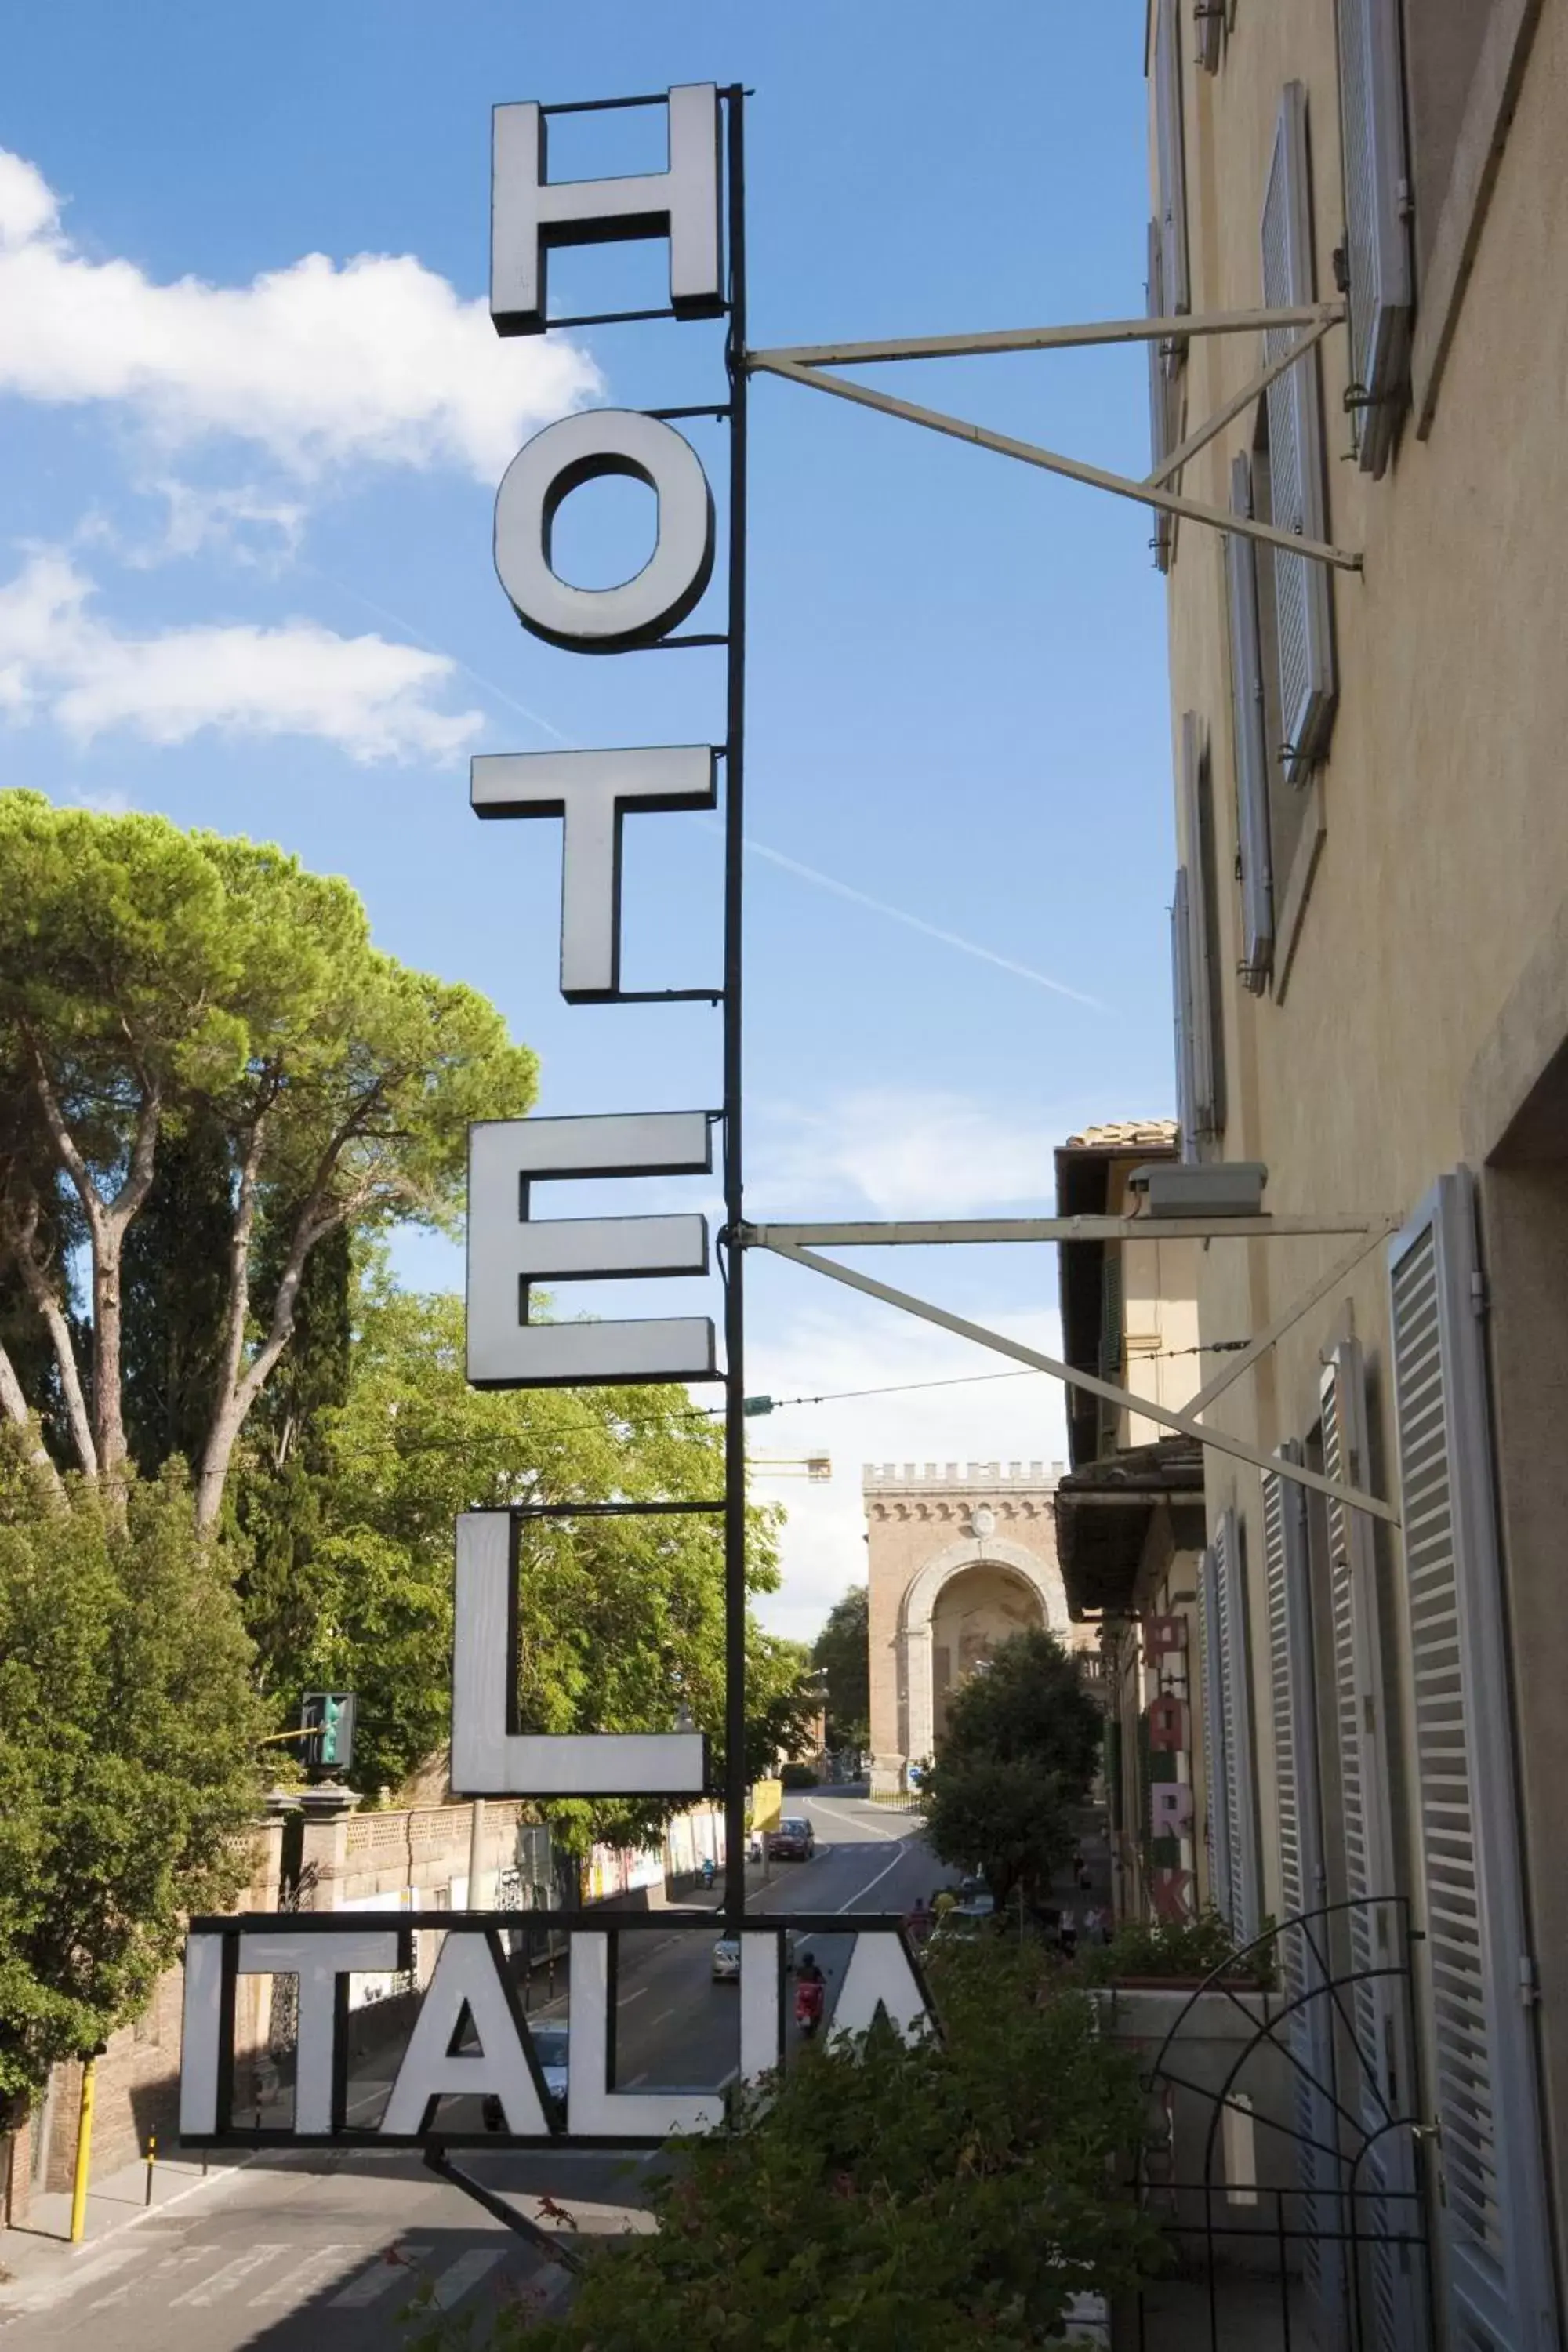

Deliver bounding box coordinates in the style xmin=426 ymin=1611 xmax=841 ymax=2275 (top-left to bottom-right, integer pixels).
xmin=1152 ymin=0 xmax=1568 ymax=2278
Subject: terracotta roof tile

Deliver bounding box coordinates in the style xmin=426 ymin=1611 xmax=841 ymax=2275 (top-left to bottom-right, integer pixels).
xmin=1062 ymin=1119 xmax=1178 ymax=1151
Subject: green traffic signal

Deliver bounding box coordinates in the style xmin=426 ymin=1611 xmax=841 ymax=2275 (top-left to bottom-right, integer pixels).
xmin=301 ymin=1690 xmax=356 ymax=1774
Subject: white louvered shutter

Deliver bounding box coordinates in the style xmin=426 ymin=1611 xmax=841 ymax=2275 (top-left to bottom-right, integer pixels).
xmin=1262 ymin=1451 xmax=1345 ymax=2339
xmin=1227 ymin=452 xmax=1273 ymax=993
xmin=1261 ymin=83 xmax=1336 ymax=780
xmin=1171 ymin=869 xmax=1197 ymax=1164
xmin=1388 ymin=1176 xmax=1557 ymax=2350
xmin=1336 ymin=0 xmax=1411 ymax=477
xmin=1178 ymin=715 xmax=1223 ymax=1142
xmin=1214 ymin=1508 xmax=1260 ymax=1942
xmin=1153 ymin=0 xmax=1189 ymax=366
xmin=1321 ymin=1338 xmax=1425 ymax=2352
xmin=1197 ymin=1541 xmax=1232 ymax=1927
xmin=1145 ymin=219 xmax=1174 ymax=572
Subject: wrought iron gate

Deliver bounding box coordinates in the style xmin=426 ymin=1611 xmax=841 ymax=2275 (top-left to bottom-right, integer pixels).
xmin=1122 ymin=1899 xmax=1432 ymax=2351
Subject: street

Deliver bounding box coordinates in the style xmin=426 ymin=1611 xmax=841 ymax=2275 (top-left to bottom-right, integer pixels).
xmin=0 ymin=1795 xmax=946 ymax=2349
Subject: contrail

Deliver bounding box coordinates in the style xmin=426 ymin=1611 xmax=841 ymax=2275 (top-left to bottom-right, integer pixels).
xmin=739 ymin=836 xmax=1109 ymax=1010
xmin=307 ymin=565 xmax=1104 ymax=1007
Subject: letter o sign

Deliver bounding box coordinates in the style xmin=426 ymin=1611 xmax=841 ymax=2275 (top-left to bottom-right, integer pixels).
xmin=494 ymin=408 xmax=716 ymax=653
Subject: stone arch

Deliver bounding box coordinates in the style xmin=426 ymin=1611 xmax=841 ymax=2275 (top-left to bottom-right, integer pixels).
xmin=898 ymin=1535 xmax=1069 ymax=1766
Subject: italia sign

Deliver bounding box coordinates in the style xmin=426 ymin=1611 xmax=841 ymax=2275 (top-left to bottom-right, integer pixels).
xmin=180 ymin=82 xmax=930 ymax=2155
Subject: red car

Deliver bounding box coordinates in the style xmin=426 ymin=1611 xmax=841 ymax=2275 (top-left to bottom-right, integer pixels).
xmin=770 ymin=1817 xmax=816 ymax=1860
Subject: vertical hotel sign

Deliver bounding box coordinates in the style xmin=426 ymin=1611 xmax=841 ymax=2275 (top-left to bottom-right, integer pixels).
xmin=463 ymin=84 xmax=740 ymax=1806
xmin=177 ymin=85 xmax=931 ymax=2155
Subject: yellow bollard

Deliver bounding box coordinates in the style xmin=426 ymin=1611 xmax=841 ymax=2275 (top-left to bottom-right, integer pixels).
xmin=68 ymin=2056 xmax=96 ymax=2244
xmin=144 ymin=2132 xmax=156 ymax=2208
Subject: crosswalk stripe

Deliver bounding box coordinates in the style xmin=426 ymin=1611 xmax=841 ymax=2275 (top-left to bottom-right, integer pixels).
xmin=169 ymin=2245 xmax=289 ymax=2307
xmin=431 ymin=2249 xmax=507 ymax=2310
xmin=247 ymin=2243 xmax=366 ymax=2306
xmin=327 ymin=2244 xmax=434 ymax=2307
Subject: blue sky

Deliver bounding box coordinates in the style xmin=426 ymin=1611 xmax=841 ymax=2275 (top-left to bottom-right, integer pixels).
xmin=0 ymin=3 xmax=1173 ymax=1638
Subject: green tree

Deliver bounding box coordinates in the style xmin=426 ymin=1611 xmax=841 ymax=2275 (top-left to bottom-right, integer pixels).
xmin=249 ymin=1273 xmax=786 ymax=1820
xmin=0 ymin=1439 xmax=265 ymax=2118
xmin=430 ymin=1938 xmax=1161 ymax=2352
xmin=811 ymin=1583 xmax=870 ymax=1750
xmin=920 ymin=1628 xmax=1102 ymax=1915
xmin=0 ymin=792 xmax=536 ymax=1524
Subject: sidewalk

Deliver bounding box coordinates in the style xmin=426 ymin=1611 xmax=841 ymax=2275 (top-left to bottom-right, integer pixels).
xmin=0 ymin=2145 xmax=252 ymax=2300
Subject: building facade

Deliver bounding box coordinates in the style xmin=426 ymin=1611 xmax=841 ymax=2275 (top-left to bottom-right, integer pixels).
xmin=863 ymin=1461 xmax=1093 ymax=1797
xmin=1053 ymin=1123 xmax=1209 ymax=1933
xmin=1146 ymin=2 xmax=1567 ymax=2342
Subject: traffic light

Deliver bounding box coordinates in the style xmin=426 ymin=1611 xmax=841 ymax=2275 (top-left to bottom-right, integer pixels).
xmin=301 ymin=1691 xmax=356 ymax=1774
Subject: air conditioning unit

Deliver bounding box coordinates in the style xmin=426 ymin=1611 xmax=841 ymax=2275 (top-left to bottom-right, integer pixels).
xmin=1127 ymin=1162 xmax=1268 ymax=1218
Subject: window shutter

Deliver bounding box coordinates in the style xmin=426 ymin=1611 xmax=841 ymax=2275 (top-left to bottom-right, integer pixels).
xmin=1145 ymin=219 xmax=1174 ymax=573
xmin=1153 ymin=0 xmax=1189 ymax=362
xmin=1336 ymin=0 xmax=1411 ymax=477
xmin=1261 ymin=83 xmax=1336 ymax=780
xmin=1171 ymin=869 xmax=1198 ymax=1164
xmin=1195 ymin=1 xmax=1223 ymax=75
xmin=1227 ymin=452 xmax=1273 ymax=993
xmin=1197 ymin=1541 xmax=1232 ymax=1928
xmin=1387 ymin=1175 xmax=1557 ymax=2350
xmin=1178 ymin=714 xmax=1224 ymax=1142
xmin=1262 ymin=1451 xmax=1346 ymax=2339
xmin=1320 ymin=1340 xmax=1424 ymax=2352
xmin=1214 ymin=1508 xmax=1260 ymax=1942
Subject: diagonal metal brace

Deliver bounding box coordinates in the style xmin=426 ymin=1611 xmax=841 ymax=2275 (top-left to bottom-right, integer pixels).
xmin=423 ymin=2141 xmax=586 ymax=2273
xmin=760 ymin=1236 xmax=1399 ymax=1526
xmin=749 ymin=353 xmax=1362 ymax=573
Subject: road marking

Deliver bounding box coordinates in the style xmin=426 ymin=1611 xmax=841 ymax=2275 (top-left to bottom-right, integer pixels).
xmin=328 ymin=2244 xmax=434 ymax=2307
xmin=618 ymin=1984 xmax=648 ymax=2005
xmin=248 ymin=2243 xmax=365 ymax=2305
xmin=169 ymin=2245 xmax=289 ymax=2307
xmin=835 ymin=1845 xmax=915 ymax=1911
xmin=430 ymin=2249 xmax=507 ymax=2309
xmin=805 ymin=1796 xmax=906 ymax=1843
xmin=648 ymin=2006 xmax=673 ymax=2027
xmin=625 ymin=2071 xmax=649 ymax=2087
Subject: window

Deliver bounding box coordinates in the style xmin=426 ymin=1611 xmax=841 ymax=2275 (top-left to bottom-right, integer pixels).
xmin=1200 ymin=1509 xmax=1261 ymax=1944
xmin=1172 ymin=715 xmax=1224 ymax=1153
xmin=1262 ymin=1451 xmax=1345 ymax=2339
xmin=1145 ymin=220 xmax=1175 ymax=573
xmin=1194 ymin=0 xmax=1224 ymax=75
xmin=1261 ymin=84 xmax=1336 ymax=779
xmin=1402 ymin=0 xmax=1542 ymax=430
xmin=1225 ymin=452 xmax=1273 ymax=993
xmin=1387 ymin=1174 xmax=1556 ymax=2347
xmin=1336 ymin=0 xmax=1413 ymax=475
xmin=1319 ymin=1337 xmax=1425 ymax=2352
xmin=1152 ymin=0 xmax=1190 ymax=368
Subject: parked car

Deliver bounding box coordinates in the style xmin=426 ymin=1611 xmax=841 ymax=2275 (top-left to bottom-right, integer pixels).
xmin=770 ymin=1816 xmax=816 ymax=1860
xmin=713 ymin=1930 xmax=800 ymax=1980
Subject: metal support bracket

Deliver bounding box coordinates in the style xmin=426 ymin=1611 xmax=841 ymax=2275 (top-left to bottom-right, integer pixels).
xmin=746 ymin=301 xmax=1359 ymax=572
xmin=752 ymin=1232 xmax=1399 ymax=1526
xmin=422 ymin=2142 xmax=586 ymax=2272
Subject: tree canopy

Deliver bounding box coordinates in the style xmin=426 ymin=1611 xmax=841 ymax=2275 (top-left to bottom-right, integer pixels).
xmin=811 ymin=1583 xmax=870 ymax=1751
xmin=239 ymin=1272 xmax=794 ymax=1835
xmin=0 ymin=791 xmax=536 ymax=1524
xmin=921 ymin=1628 xmax=1102 ymax=1915
xmin=0 ymin=1441 xmax=264 ymax=2114
xmin=432 ymin=1939 xmax=1161 ymax=2352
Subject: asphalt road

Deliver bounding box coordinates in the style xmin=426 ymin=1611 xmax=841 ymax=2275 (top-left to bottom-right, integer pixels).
xmin=0 ymin=1794 xmax=949 ymax=2350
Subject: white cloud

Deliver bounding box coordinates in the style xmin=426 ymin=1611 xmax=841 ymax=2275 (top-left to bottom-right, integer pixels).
xmin=0 ymin=551 xmax=481 ymax=762
xmin=0 ymin=147 xmax=601 ymax=478
xmin=746 ymin=1295 xmax=1070 ymax=1647
xmin=755 ymin=1085 xmax=1087 ymax=1221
